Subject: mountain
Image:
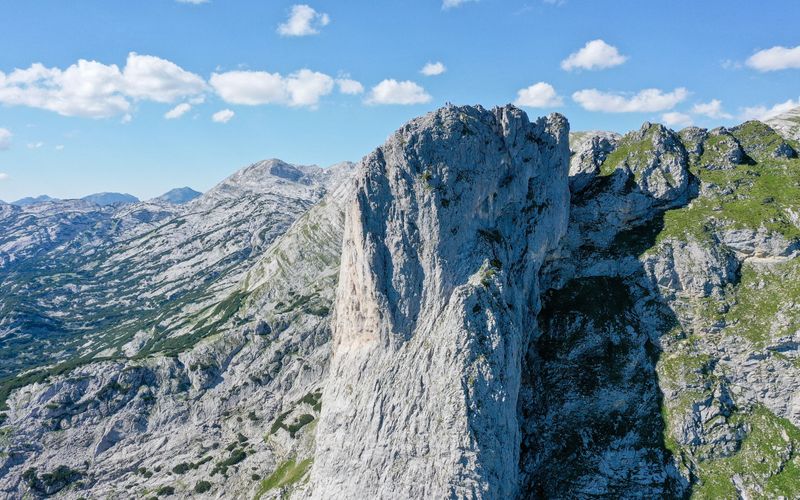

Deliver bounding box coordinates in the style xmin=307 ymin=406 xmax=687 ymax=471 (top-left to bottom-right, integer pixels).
xmin=155 ymin=187 xmax=202 ymax=204
xmin=10 ymin=195 xmax=58 ymax=206
xmin=0 ymin=159 xmax=351 ymax=382
xmin=2 ymin=105 xmax=800 ymax=498
xmin=81 ymin=192 xmax=140 ymax=206
xmin=766 ymin=106 xmax=800 ymax=142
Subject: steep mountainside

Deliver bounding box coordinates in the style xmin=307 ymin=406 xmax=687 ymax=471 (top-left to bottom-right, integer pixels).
xmin=2 ymin=105 xmax=800 ymax=499
xmin=0 ymin=160 xmax=351 ymax=401
xmin=313 ymin=105 xmax=570 ymax=498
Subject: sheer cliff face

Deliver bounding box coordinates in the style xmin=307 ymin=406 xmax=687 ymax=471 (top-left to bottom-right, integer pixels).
xmin=312 ymin=105 xmax=570 ymax=498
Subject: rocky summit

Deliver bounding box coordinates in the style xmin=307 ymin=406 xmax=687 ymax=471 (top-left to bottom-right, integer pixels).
xmin=2 ymin=104 xmax=800 ymax=499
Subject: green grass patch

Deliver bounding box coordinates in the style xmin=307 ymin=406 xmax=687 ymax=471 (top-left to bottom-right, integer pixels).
xmin=254 ymin=458 xmax=313 ymax=500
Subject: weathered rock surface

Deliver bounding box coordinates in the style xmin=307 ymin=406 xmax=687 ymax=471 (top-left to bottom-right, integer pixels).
xmin=766 ymin=106 xmax=800 ymax=142
xmin=311 ymin=105 xmax=570 ymax=498
xmin=568 ymin=130 xmax=620 ymax=192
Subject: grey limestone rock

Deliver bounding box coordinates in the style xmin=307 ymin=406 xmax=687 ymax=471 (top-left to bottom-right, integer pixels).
xmin=311 ymin=104 xmax=571 ymax=499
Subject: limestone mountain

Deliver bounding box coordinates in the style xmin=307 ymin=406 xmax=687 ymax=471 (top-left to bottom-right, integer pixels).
xmin=81 ymin=193 xmax=140 ymax=206
xmin=0 ymin=159 xmax=350 ymax=386
xmin=9 ymin=195 xmax=57 ymax=207
xmin=2 ymin=105 xmax=800 ymax=499
xmin=155 ymin=187 xmax=202 ymax=205
xmin=766 ymin=105 xmax=800 ymax=142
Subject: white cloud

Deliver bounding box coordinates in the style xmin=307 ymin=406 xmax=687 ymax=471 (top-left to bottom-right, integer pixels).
xmin=740 ymin=98 xmax=800 ymax=121
xmin=561 ymin=39 xmax=628 ymax=71
xmin=691 ymin=99 xmax=732 ymax=120
xmin=365 ymin=79 xmax=431 ymax=105
xmin=746 ymin=45 xmax=800 ymax=72
xmin=572 ymin=87 xmax=689 ymax=113
xmin=122 ymin=53 xmax=207 ymax=103
xmin=661 ymin=112 xmax=693 ymax=128
xmin=0 ymin=173 xmax=8 ymax=181
xmin=514 ymin=82 xmax=563 ymax=108
xmin=0 ymin=60 xmax=129 ymax=118
xmin=421 ymin=62 xmax=446 ymax=76
xmin=165 ymin=102 xmax=192 ymax=119
xmin=210 ymin=69 xmax=334 ymax=108
xmin=286 ymin=69 xmax=335 ymax=107
xmin=55 ymin=144 xmax=64 ymax=151
xmin=176 ymin=0 xmax=209 ymax=3
xmin=277 ymin=4 xmax=330 ymax=37
xmin=443 ymin=0 xmax=477 ymax=9
xmin=27 ymin=141 xmax=44 ymax=149
xmin=121 ymin=114 xmax=133 ymax=124
xmin=0 ymin=128 xmax=11 ymax=150
xmin=212 ymin=109 xmax=234 ymax=123
xmin=0 ymin=53 xmax=205 ymax=118
xmin=336 ymin=78 xmax=364 ymax=95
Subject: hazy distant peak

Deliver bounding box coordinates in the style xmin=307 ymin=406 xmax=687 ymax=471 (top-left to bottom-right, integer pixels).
xmin=10 ymin=194 xmax=58 ymax=206
xmin=82 ymin=192 xmax=139 ymax=206
xmin=155 ymin=187 xmax=202 ymax=205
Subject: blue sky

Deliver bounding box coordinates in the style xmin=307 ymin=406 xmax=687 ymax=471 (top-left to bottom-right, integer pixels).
xmin=0 ymin=0 xmax=799 ymax=201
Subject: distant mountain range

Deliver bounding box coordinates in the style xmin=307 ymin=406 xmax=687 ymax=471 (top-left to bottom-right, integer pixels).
xmin=7 ymin=195 xmax=57 ymax=206
xmin=4 ymin=187 xmax=203 ymax=207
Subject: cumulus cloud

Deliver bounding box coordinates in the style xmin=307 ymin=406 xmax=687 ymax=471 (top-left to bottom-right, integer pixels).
xmin=514 ymin=82 xmax=563 ymax=108
xmin=176 ymin=0 xmax=208 ymax=3
xmin=277 ymin=4 xmax=330 ymax=37
xmin=421 ymin=62 xmax=446 ymax=76
xmin=122 ymin=53 xmax=207 ymax=102
xmin=210 ymin=69 xmax=334 ymax=108
xmin=0 ymin=173 xmax=8 ymax=181
xmin=365 ymin=80 xmax=431 ymax=105
xmin=336 ymin=78 xmax=364 ymax=95
xmin=212 ymin=109 xmax=234 ymax=123
xmin=165 ymin=102 xmax=192 ymax=119
xmin=691 ymin=99 xmax=732 ymax=120
xmin=0 ymin=128 xmax=11 ymax=150
xmin=0 ymin=53 xmax=206 ymax=118
xmin=740 ymin=98 xmax=800 ymax=121
xmin=572 ymin=87 xmax=689 ymax=113
xmin=27 ymin=141 xmax=44 ymax=149
xmin=561 ymin=39 xmax=628 ymax=71
xmin=746 ymin=45 xmax=800 ymax=72
xmin=55 ymin=144 xmax=64 ymax=151
xmin=661 ymin=112 xmax=693 ymax=128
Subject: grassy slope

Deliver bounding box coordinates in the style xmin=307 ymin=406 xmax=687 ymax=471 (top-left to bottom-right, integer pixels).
xmin=635 ymin=124 xmax=800 ymax=496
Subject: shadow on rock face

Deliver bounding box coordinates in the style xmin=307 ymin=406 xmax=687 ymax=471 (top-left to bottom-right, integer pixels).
xmin=517 ymin=165 xmax=700 ymax=498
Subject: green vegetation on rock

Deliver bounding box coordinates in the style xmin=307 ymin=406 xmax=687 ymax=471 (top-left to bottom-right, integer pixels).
xmin=254 ymin=458 xmax=313 ymax=500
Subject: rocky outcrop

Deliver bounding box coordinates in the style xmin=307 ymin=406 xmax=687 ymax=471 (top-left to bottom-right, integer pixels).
xmin=568 ymin=130 xmax=620 ymax=193
xmin=765 ymin=106 xmax=800 ymax=142
xmin=311 ymin=105 xmax=570 ymax=498
xmin=698 ymin=127 xmax=747 ymax=170
xmin=731 ymin=121 xmax=797 ymax=161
